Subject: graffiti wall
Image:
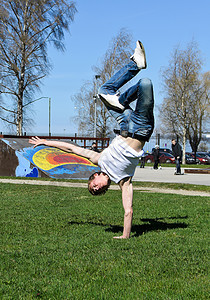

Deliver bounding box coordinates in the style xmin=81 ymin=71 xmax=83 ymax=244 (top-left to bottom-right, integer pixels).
xmin=0 ymin=138 xmax=100 ymax=179
xmin=0 ymin=140 xmax=19 ymax=177
xmin=22 ymin=145 xmax=100 ymax=179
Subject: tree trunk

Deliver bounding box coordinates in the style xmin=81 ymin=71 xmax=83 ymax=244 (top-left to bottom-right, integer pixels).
xmin=16 ymin=35 xmax=26 ymax=136
xmin=182 ymin=126 xmax=186 ymax=164
xmin=17 ymin=81 xmax=24 ymax=136
xmin=17 ymin=99 xmax=23 ymax=136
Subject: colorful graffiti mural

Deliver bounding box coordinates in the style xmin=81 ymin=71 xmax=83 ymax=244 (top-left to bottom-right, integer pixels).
xmin=22 ymin=145 xmax=100 ymax=179
xmin=0 ymin=138 xmax=39 ymax=178
xmin=15 ymin=150 xmax=39 ymax=177
xmin=32 ymin=147 xmax=95 ymax=170
xmin=0 ymin=138 xmax=100 ymax=179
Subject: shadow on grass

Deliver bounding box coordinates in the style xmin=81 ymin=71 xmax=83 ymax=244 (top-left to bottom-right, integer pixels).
xmin=108 ymin=216 xmax=188 ymax=238
xmin=68 ymin=216 xmax=188 ymax=238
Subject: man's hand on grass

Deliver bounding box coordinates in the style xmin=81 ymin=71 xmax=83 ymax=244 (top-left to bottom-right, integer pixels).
xmin=113 ymin=235 xmax=128 ymax=239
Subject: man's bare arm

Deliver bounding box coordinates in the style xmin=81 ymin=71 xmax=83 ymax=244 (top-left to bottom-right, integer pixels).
xmin=29 ymin=136 xmax=101 ymax=165
xmin=114 ymin=177 xmax=133 ymax=239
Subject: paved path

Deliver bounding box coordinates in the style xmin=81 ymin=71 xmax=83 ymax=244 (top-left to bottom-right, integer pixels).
xmin=133 ymin=166 xmax=210 ymax=186
xmin=0 ymin=174 xmax=209 ymax=197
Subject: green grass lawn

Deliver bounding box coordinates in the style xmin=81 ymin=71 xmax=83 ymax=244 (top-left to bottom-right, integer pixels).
xmin=0 ymin=183 xmax=209 ymax=299
xmin=132 ymin=181 xmax=210 ymax=193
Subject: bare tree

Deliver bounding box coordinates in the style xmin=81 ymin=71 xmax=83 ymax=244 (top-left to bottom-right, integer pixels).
xmin=187 ymin=71 xmax=210 ymax=155
xmin=0 ymin=0 xmax=77 ymax=135
xmin=159 ymin=41 xmax=209 ymax=163
xmin=73 ymin=29 xmax=133 ymax=140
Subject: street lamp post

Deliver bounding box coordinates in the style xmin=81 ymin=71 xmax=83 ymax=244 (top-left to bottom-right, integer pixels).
xmin=23 ymin=97 xmax=51 ymax=136
xmin=48 ymin=97 xmax=51 ymax=136
xmin=94 ymin=75 xmax=101 ymax=138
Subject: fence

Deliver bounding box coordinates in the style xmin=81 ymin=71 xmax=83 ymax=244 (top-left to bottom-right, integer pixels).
xmin=0 ymin=134 xmax=110 ymax=151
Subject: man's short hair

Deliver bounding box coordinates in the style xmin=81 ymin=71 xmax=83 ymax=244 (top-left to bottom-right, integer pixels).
xmin=88 ymin=171 xmax=111 ymax=196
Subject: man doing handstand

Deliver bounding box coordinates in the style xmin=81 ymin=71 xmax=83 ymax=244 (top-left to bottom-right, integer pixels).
xmin=29 ymin=40 xmax=154 ymax=239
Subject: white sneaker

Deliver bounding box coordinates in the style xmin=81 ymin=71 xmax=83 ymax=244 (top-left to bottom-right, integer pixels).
xmin=98 ymin=93 xmax=124 ymax=111
xmin=130 ymin=40 xmax=147 ymax=69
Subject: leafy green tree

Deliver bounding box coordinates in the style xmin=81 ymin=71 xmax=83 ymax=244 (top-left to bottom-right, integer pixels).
xmin=0 ymin=0 xmax=77 ymax=135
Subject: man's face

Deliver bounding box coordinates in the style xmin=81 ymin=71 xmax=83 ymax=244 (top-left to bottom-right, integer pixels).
xmin=89 ymin=173 xmax=107 ymax=192
xmin=172 ymin=140 xmax=176 ymax=145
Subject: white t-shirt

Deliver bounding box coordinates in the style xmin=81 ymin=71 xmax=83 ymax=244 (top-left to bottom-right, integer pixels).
xmin=98 ymin=136 xmax=144 ymax=183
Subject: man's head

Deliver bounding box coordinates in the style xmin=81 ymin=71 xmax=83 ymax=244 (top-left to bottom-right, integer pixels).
xmin=92 ymin=142 xmax=97 ymax=148
xmin=88 ymin=171 xmax=111 ymax=195
xmin=171 ymin=139 xmax=176 ymax=145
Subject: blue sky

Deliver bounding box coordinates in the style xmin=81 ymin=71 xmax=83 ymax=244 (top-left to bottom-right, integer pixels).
xmin=1 ymin=0 xmax=210 ymax=136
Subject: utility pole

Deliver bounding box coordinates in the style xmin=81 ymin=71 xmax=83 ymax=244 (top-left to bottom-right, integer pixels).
xmin=94 ymin=75 xmax=101 ymax=138
xmin=23 ymin=97 xmax=51 ymax=136
xmin=49 ymin=97 xmax=51 ymax=136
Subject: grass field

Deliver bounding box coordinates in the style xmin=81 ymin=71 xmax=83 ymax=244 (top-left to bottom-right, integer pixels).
xmin=0 ymin=182 xmax=209 ymax=299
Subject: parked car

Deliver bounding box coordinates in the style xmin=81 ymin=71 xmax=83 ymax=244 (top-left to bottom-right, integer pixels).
xmin=185 ymin=154 xmax=199 ymax=164
xmin=197 ymin=152 xmax=210 ymax=159
xmin=145 ymin=152 xmax=175 ymax=164
xmin=144 ymin=153 xmax=153 ymax=163
xmin=195 ymin=153 xmax=210 ymax=164
xmin=186 ymin=152 xmax=210 ymax=165
xmin=205 ymin=152 xmax=210 ymax=158
xmin=152 ymin=148 xmax=173 ymax=155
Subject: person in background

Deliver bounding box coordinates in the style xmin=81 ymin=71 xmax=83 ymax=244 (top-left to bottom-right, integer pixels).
xmin=171 ymin=139 xmax=182 ymax=175
xmin=90 ymin=142 xmax=100 ymax=152
xmin=153 ymin=145 xmax=160 ymax=170
xmin=140 ymin=152 xmax=146 ymax=168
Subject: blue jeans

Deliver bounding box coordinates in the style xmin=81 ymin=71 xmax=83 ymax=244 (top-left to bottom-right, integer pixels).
xmin=175 ymin=158 xmax=181 ymax=174
xmin=99 ymin=61 xmax=154 ymax=141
